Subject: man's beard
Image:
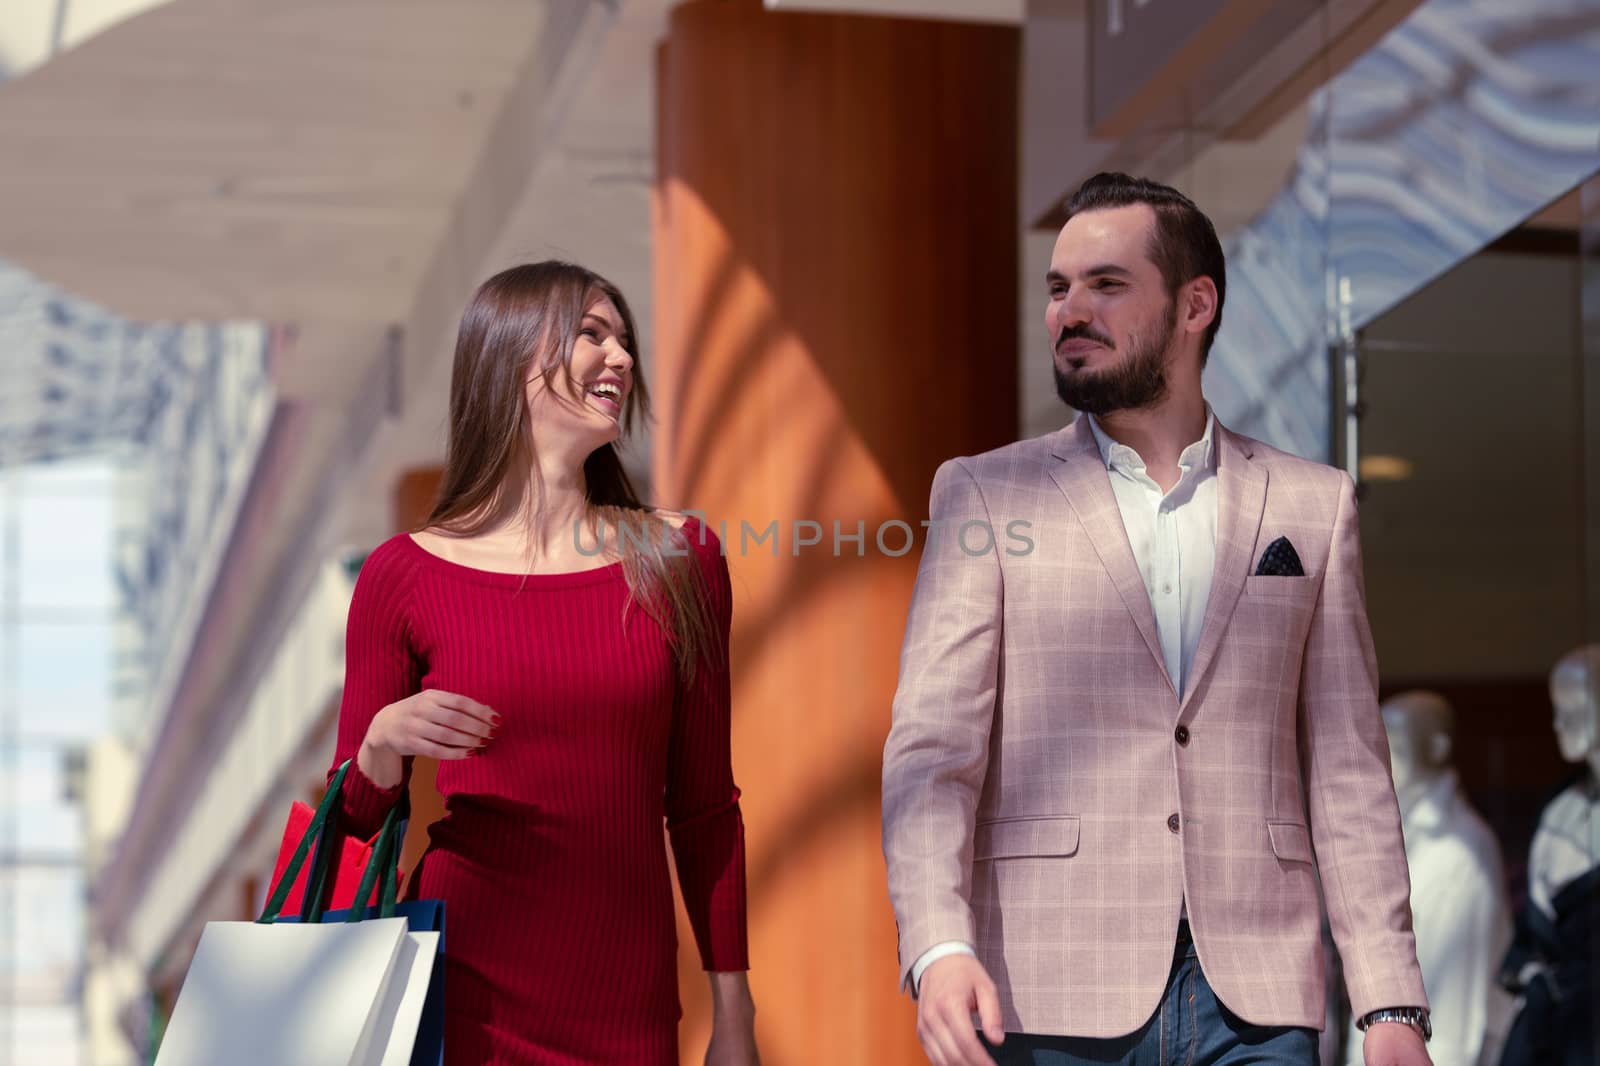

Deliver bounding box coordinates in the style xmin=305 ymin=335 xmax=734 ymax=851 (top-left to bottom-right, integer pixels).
xmin=1053 ymin=299 xmax=1178 ymax=416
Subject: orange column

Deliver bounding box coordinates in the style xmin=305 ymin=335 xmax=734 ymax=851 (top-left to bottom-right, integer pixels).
xmin=655 ymin=4 xmax=1018 ymax=1062
xmin=392 ymin=466 xmax=447 ymax=879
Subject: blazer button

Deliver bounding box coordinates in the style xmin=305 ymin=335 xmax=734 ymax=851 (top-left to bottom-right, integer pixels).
xmin=1168 ymin=813 xmax=1181 ymax=834
xmin=1175 ymin=725 xmax=1190 ymax=746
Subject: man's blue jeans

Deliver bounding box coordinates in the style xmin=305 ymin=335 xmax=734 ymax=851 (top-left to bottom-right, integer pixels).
xmin=981 ymin=925 xmax=1320 ymax=1065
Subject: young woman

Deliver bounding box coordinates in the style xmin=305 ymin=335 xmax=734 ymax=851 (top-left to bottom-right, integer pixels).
xmin=328 ymin=261 xmax=758 ymax=1065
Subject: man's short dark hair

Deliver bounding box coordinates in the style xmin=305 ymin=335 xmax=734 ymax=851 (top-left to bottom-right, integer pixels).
xmin=1062 ymin=172 xmax=1226 ymax=361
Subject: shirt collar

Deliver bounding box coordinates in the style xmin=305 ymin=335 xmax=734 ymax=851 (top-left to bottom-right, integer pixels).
xmin=1085 ymin=406 xmax=1217 ymax=477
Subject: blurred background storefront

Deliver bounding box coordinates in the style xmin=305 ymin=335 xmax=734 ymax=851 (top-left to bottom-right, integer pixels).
xmin=0 ymin=1 xmax=1596 ymax=1064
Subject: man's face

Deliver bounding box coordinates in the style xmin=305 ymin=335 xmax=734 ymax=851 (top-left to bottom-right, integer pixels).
xmin=1045 ymin=204 xmax=1179 ymax=416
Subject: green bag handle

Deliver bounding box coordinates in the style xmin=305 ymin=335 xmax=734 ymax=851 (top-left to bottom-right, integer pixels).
xmin=344 ymin=801 xmax=404 ymax=923
xmin=257 ymin=760 xmax=405 ymax=925
xmin=259 ymin=761 xmax=350 ymax=923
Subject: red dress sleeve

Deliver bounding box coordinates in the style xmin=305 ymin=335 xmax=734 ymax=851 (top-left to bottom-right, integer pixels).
xmin=665 ymin=519 xmax=750 ymax=971
xmin=329 ymin=537 xmax=423 ymax=838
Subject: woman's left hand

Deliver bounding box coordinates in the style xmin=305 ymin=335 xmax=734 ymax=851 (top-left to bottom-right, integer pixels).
xmin=704 ymin=971 xmax=760 ymax=1066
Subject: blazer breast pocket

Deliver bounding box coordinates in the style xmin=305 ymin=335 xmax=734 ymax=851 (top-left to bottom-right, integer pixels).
xmin=973 ymin=815 xmax=1081 ymax=861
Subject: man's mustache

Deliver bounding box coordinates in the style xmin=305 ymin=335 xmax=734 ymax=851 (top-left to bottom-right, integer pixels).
xmin=1056 ymin=325 xmax=1115 ymax=351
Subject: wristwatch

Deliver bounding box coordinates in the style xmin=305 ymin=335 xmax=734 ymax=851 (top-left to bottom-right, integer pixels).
xmin=1357 ymin=1007 xmax=1431 ymax=1042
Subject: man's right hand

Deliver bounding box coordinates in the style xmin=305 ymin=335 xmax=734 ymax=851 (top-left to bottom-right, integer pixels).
xmin=916 ymin=954 xmax=1005 ymax=1066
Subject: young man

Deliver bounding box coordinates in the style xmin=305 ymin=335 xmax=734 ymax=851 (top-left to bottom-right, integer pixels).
xmin=882 ymin=173 xmax=1431 ymax=1066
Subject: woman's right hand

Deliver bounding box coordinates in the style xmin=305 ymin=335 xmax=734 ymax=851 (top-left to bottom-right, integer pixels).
xmin=358 ymin=690 xmax=500 ymax=786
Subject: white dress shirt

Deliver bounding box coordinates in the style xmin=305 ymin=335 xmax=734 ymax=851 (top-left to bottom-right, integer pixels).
xmin=910 ymin=410 xmax=1220 ymax=992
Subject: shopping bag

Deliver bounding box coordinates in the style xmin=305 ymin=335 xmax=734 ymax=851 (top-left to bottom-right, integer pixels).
xmin=272 ymin=767 xmax=446 ymax=1066
xmin=155 ymin=761 xmax=443 ymax=1066
xmin=267 ymin=796 xmax=395 ymax=917
xmin=305 ymin=899 xmax=446 ymax=1066
xmin=152 ymin=915 xmax=411 ymax=1066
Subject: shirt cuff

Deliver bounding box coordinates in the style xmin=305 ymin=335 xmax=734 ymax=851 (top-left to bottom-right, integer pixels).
xmin=911 ymin=940 xmax=977 ymax=996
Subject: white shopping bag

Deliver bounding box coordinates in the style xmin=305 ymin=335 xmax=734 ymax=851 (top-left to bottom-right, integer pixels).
xmin=155 ymin=762 xmax=444 ymax=1066
xmin=371 ymin=929 xmax=441 ymax=1066
xmin=154 ymin=916 xmax=412 ymax=1066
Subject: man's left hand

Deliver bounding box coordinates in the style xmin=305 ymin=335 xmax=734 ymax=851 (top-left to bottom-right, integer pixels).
xmin=704 ymin=1020 xmax=760 ymax=1066
xmin=704 ymin=971 xmax=760 ymax=1066
xmin=1363 ymin=1021 xmax=1431 ymax=1066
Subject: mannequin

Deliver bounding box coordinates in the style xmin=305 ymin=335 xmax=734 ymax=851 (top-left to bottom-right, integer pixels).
xmin=1498 ymin=644 xmax=1600 ymax=1066
xmin=1342 ymin=691 xmax=1511 ymax=1065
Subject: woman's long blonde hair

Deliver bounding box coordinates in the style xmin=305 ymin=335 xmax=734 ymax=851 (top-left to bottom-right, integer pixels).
xmin=422 ymin=261 xmax=719 ymax=677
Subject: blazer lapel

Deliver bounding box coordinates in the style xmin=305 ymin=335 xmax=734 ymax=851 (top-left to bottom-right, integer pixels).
xmin=1180 ymin=424 xmax=1267 ymax=714
xmin=1048 ymin=417 xmax=1174 ymax=698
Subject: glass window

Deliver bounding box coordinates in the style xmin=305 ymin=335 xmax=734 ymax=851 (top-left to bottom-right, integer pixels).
xmin=0 ymin=866 xmax=84 ymax=983
xmin=18 ymin=491 xmax=113 ymax=613
xmin=3 ymin=1005 xmax=85 ymax=1066
xmin=7 ymin=743 xmax=83 ymax=860
xmin=17 ymin=459 xmax=115 ymax=496
xmin=0 ymin=458 xmax=113 ymax=1066
xmin=16 ymin=622 xmax=113 ymax=743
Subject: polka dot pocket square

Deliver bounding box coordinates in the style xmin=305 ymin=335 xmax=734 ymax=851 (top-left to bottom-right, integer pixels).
xmin=1254 ymin=536 xmax=1305 ymax=577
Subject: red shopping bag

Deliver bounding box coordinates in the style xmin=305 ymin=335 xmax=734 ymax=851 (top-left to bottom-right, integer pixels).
xmin=265 ymin=801 xmax=397 ymax=918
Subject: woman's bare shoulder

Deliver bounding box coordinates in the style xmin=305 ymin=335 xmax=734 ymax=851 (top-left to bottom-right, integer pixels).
xmin=408 ymin=528 xmax=451 ymax=551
